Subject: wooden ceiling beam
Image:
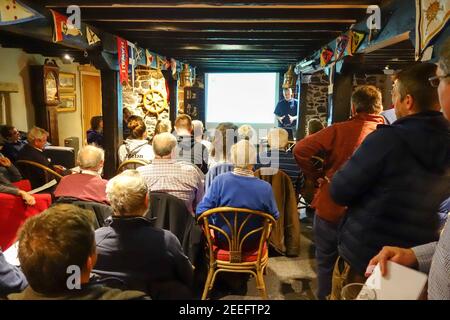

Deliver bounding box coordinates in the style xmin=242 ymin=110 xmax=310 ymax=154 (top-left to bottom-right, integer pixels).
xmin=151 ymin=44 xmax=312 ymax=50
xmin=67 ymin=8 xmax=366 ymax=20
xmin=88 ymin=18 xmax=356 ymax=23
xmin=117 ymin=31 xmax=336 ymax=40
xmin=93 ymin=22 xmax=350 ymax=32
xmin=40 ymin=0 xmax=379 ymax=9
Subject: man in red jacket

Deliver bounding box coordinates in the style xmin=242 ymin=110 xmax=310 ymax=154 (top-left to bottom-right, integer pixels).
xmin=293 ymin=85 xmax=385 ymax=299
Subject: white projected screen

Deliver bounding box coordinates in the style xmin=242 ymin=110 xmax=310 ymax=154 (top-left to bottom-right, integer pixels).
xmin=205 ymin=73 xmax=278 ymax=125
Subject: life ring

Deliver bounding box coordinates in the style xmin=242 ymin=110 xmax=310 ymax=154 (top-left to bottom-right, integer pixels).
xmin=142 ymin=90 xmax=168 ymax=115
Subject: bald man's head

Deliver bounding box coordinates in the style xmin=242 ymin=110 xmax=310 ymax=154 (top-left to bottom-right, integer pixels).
xmin=152 ymin=132 xmax=177 ymax=158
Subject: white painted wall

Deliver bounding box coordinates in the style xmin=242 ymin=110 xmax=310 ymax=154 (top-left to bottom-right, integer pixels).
xmin=0 ymin=46 xmax=83 ymax=150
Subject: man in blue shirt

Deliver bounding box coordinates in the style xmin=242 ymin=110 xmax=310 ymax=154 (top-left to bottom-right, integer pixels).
xmin=274 ymin=88 xmax=298 ymax=140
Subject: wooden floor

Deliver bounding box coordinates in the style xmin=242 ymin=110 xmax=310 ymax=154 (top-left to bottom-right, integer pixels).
xmin=208 ymin=218 xmax=318 ymax=300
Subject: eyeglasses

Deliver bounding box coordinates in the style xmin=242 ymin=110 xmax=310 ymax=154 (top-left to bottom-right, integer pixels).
xmin=428 ymin=74 xmax=449 ymax=87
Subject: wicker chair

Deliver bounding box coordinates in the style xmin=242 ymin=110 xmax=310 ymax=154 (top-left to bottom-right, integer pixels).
xmin=197 ymin=207 xmax=276 ymax=300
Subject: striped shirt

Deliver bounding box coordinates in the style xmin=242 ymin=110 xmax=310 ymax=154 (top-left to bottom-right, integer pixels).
xmin=256 ymin=149 xmax=301 ymax=188
xmin=412 ymin=218 xmax=450 ymax=300
xmin=137 ymin=159 xmax=204 ymax=214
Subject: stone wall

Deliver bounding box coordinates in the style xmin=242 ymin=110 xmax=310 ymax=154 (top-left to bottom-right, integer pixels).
xmin=121 ymin=66 xmax=170 ymax=140
xmin=301 ymin=71 xmax=329 ymax=135
xmin=353 ymin=73 xmax=393 ymax=109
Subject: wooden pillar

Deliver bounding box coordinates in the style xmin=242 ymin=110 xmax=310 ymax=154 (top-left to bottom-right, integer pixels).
xmin=330 ymin=72 xmax=353 ymax=123
xmin=162 ymin=70 xmax=178 ymax=123
xmin=296 ymin=80 xmax=309 ymax=140
xmin=100 ymin=69 xmax=122 ymax=179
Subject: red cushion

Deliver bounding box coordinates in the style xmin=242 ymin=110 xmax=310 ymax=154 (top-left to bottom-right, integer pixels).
xmin=12 ymin=180 xmax=32 ymax=192
xmin=0 ymin=193 xmax=51 ymax=250
xmin=214 ymin=243 xmax=267 ymax=262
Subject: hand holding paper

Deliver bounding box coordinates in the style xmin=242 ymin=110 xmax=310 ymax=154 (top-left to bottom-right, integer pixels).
xmin=364 ymin=261 xmax=427 ymax=300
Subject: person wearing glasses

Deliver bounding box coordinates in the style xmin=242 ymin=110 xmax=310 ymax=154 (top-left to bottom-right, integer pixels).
xmin=0 ymin=126 xmax=26 ymax=162
xmin=366 ymin=39 xmax=450 ymax=300
xmin=328 ymin=62 xmax=449 ymax=300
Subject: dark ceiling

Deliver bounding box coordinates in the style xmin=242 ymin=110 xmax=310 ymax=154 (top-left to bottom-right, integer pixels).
xmin=26 ymin=0 xmax=382 ymax=72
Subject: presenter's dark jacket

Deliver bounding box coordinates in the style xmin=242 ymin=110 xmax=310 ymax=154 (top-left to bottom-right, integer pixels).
xmin=274 ymin=99 xmax=298 ymax=128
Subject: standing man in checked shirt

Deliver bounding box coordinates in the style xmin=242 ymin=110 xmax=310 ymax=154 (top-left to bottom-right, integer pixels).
xmin=366 ymin=39 xmax=450 ymax=300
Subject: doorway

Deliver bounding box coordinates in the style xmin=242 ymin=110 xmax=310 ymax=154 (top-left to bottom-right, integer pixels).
xmin=79 ymin=65 xmax=102 ymax=144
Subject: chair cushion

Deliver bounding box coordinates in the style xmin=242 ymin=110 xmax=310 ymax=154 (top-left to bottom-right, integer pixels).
xmin=12 ymin=180 xmax=31 ymax=192
xmin=0 ymin=193 xmax=51 ymax=250
xmin=214 ymin=243 xmax=267 ymax=262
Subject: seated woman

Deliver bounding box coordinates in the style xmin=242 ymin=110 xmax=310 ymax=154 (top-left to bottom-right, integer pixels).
xmin=208 ymin=122 xmax=237 ymax=169
xmin=87 ymin=116 xmax=104 ymax=148
xmin=196 ymin=140 xmax=279 ymax=251
xmin=118 ymin=116 xmax=154 ymax=163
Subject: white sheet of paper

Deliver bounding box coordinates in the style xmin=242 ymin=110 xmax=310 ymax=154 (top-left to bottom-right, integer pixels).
xmin=365 ymin=261 xmax=427 ymax=300
xmin=28 ymin=179 xmax=57 ymax=194
xmin=3 ymin=241 xmax=20 ymax=266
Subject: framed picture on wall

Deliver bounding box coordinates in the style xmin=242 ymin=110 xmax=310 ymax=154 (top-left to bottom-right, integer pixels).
xmin=58 ymin=94 xmax=76 ymax=112
xmin=59 ymin=72 xmax=76 ymax=92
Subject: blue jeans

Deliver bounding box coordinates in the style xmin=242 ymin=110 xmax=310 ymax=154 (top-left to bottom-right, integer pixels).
xmin=313 ymin=214 xmax=339 ymax=300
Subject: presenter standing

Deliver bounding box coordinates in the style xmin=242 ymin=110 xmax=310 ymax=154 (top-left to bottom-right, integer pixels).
xmin=274 ymin=88 xmax=298 ymax=140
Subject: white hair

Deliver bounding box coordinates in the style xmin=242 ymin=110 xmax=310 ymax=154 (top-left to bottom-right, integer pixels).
xmin=237 ymin=124 xmax=255 ymax=141
xmin=78 ymin=145 xmax=104 ymax=170
xmin=106 ymin=170 xmax=148 ymax=216
xmin=230 ymin=140 xmax=257 ymax=169
xmin=267 ymin=128 xmax=288 ymax=149
xmin=152 ymin=132 xmax=177 ymax=157
xmin=192 ymin=120 xmax=204 ymax=139
xmin=27 ymin=127 xmax=48 ymax=143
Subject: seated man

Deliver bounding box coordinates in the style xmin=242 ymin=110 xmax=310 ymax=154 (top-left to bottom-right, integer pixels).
xmin=196 ymin=140 xmax=279 ymax=250
xmin=0 ymin=125 xmax=26 ymax=162
xmin=0 ymin=249 xmax=28 ymax=296
xmin=256 ymin=128 xmax=301 ymax=189
xmin=54 ymin=145 xmax=108 ymax=204
xmin=174 ymin=114 xmax=208 ymax=174
xmin=94 ymin=170 xmax=194 ymax=299
xmin=192 ymin=120 xmax=212 ymax=153
xmin=16 ymin=127 xmax=69 ymax=189
xmin=137 ymin=132 xmax=204 ymax=215
xmin=7 ymin=204 xmax=148 ymax=300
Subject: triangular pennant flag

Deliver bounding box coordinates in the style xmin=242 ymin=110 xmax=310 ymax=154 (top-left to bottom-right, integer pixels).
xmin=320 ymin=47 xmax=334 ymax=67
xmin=50 ymin=9 xmax=82 ymax=43
xmin=156 ymin=55 xmax=165 ymax=70
xmin=135 ymin=47 xmax=143 ymax=64
xmin=347 ymin=30 xmax=365 ymax=56
xmin=86 ymin=26 xmax=100 ymax=46
xmin=145 ymin=49 xmax=153 ymax=67
xmin=0 ymin=0 xmax=42 ymax=25
xmin=335 ymin=34 xmax=349 ymax=61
